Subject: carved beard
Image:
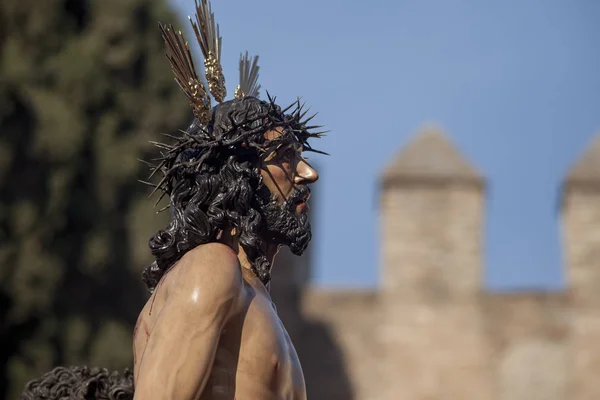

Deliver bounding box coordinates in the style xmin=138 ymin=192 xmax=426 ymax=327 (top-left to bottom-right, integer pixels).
xmin=257 ymin=185 xmax=312 ymax=256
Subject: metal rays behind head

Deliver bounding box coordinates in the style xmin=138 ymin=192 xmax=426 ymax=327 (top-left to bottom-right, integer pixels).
xmin=159 ymin=0 xmax=261 ymax=125
xmin=235 ymin=52 xmax=261 ymax=99
xmin=190 ymin=0 xmax=226 ymax=102
xmin=158 ymin=24 xmax=212 ymax=124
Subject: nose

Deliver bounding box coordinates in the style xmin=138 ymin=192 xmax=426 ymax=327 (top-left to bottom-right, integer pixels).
xmin=294 ymin=159 xmax=319 ymax=184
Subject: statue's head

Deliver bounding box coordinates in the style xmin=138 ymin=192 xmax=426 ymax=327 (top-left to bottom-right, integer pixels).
xmin=142 ymin=1 xmax=326 ymax=291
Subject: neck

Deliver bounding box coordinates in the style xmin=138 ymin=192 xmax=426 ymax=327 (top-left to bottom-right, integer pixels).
xmin=219 ymin=229 xmax=279 ymax=286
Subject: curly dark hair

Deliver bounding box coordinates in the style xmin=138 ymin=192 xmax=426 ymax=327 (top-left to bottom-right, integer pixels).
xmin=20 ymin=366 xmax=134 ymax=400
xmin=141 ymin=95 xmax=325 ymax=292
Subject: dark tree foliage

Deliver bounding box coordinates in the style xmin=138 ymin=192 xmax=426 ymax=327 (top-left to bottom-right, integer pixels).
xmin=0 ymin=0 xmax=190 ymax=398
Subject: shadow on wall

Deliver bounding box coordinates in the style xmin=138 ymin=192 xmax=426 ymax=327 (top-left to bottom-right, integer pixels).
xmin=271 ymin=247 xmax=355 ymax=400
xmin=269 ymin=169 xmax=355 ymax=398
xmin=295 ymin=312 xmax=356 ymax=400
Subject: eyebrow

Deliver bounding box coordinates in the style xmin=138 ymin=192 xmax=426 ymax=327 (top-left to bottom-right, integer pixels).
xmin=279 ymin=142 xmax=305 ymax=158
xmin=264 ymin=136 xmax=302 ymax=153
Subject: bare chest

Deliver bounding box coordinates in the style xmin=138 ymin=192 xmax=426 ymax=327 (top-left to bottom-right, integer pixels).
xmin=213 ymin=292 xmax=306 ymax=399
xmin=132 ymin=277 xmax=306 ymax=399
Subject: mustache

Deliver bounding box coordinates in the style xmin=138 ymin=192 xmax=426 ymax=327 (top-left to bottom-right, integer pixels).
xmin=284 ymin=186 xmax=310 ymax=206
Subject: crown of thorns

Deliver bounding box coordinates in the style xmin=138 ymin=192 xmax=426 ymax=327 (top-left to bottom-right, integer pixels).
xmin=143 ymin=0 xmax=328 ymax=208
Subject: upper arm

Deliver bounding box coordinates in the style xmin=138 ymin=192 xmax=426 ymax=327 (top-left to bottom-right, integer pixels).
xmin=134 ymin=245 xmax=243 ymax=400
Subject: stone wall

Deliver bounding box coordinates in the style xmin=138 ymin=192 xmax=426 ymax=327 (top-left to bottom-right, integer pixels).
xmin=270 ymin=129 xmax=600 ymax=400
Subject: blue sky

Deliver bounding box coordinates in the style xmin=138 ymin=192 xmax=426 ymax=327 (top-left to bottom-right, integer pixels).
xmin=170 ymin=0 xmax=600 ymax=290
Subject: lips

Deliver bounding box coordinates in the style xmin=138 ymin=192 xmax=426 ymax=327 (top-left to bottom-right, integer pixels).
xmin=294 ymin=193 xmax=310 ymax=204
xmin=290 ymin=188 xmax=310 ymax=213
xmin=295 ymin=201 xmax=309 ymax=214
xmin=292 ymin=190 xmax=310 ymax=205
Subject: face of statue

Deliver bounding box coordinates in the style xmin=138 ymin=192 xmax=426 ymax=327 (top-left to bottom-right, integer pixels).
xmin=258 ymin=127 xmax=319 ymax=255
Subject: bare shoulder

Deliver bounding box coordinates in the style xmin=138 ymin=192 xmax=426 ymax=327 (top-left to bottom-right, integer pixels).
xmin=165 ymin=243 xmax=244 ymax=314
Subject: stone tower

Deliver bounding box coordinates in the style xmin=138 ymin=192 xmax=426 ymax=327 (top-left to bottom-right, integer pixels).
xmin=378 ymin=126 xmax=492 ymax=399
xmin=561 ymin=133 xmax=600 ymax=399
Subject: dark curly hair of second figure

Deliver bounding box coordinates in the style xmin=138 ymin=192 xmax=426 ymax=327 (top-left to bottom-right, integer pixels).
xmin=20 ymin=366 xmax=134 ymax=400
xmin=141 ymin=95 xmax=325 ymax=292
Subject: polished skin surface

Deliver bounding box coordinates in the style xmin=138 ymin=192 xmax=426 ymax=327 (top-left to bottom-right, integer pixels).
xmin=132 ymin=244 xmax=304 ymax=400
xmin=132 ymin=128 xmax=318 ymax=400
